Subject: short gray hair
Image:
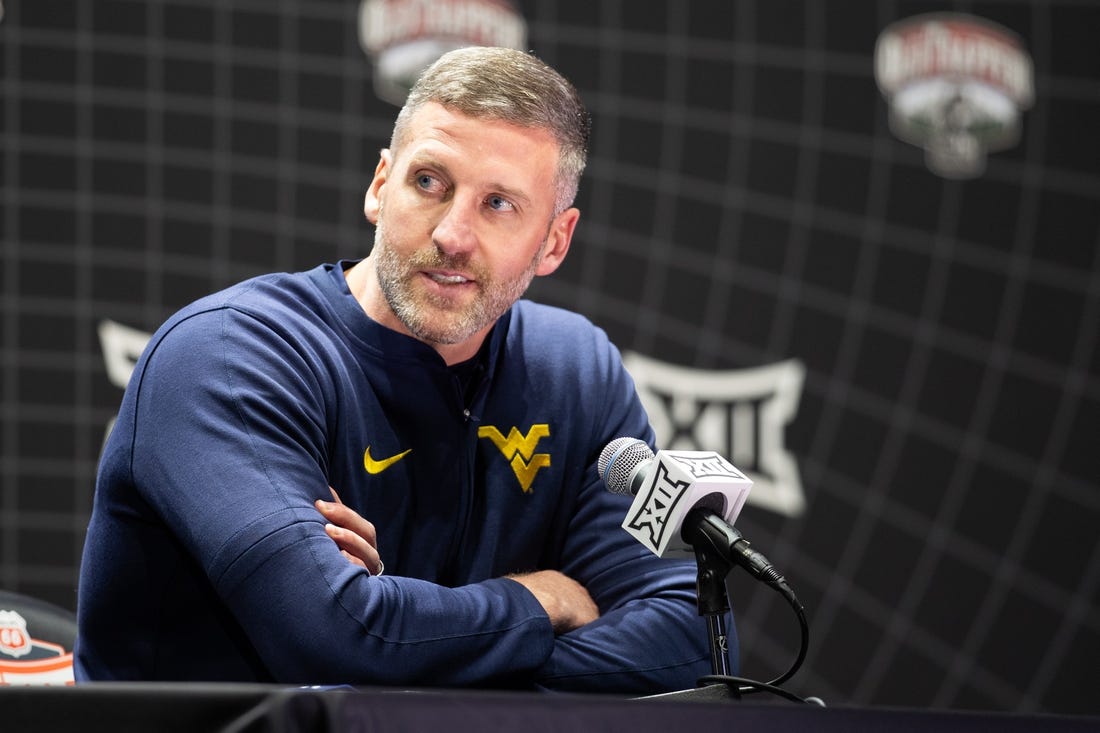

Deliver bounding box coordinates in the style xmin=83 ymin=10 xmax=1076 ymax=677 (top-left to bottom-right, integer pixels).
xmin=390 ymin=46 xmax=590 ymax=214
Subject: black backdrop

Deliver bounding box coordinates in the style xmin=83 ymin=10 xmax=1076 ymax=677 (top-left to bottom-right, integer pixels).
xmin=1 ymin=0 xmax=1097 ymax=717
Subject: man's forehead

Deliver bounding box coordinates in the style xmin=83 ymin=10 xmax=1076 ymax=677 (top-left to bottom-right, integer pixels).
xmin=394 ymin=104 xmax=559 ymax=193
xmin=399 ymin=102 xmax=558 ymax=154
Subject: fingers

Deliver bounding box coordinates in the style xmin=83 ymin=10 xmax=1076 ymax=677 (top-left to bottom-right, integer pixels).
xmin=324 ymin=522 xmax=381 ymax=574
xmin=315 ymin=488 xmax=383 ymax=576
xmin=315 ymin=498 xmax=378 ymax=547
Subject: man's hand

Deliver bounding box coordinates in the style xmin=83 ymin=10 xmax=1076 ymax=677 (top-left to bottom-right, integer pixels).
xmin=507 ymin=570 xmax=599 ymax=634
xmin=315 ymin=491 xmax=597 ymax=633
xmin=315 ymin=488 xmax=384 ymax=576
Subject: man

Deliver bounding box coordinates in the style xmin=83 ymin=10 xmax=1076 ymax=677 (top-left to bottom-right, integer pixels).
xmin=75 ymin=46 xmax=736 ymax=693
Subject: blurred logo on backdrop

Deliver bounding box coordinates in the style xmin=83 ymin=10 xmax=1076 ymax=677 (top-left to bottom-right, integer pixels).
xmin=874 ymin=13 xmax=1034 ymax=179
xmin=98 ymin=320 xmax=151 ymax=448
xmin=623 ymin=354 xmax=806 ymax=518
xmin=358 ymin=0 xmax=528 ymax=106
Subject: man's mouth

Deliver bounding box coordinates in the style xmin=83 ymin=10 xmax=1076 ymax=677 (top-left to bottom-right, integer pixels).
xmin=426 ymin=271 xmax=473 ymax=285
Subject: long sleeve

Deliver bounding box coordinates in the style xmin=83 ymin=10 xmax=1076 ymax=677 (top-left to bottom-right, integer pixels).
xmin=76 ymin=267 xmax=736 ymax=692
xmin=79 ymin=300 xmax=554 ymax=686
xmin=526 ymin=330 xmax=734 ymax=694
xmin=536 ymin=482 xmax=720 ymax=693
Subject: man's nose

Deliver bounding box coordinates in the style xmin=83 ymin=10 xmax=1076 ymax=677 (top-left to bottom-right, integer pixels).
xmin=432 ymin=197 xmax=479 ymax=256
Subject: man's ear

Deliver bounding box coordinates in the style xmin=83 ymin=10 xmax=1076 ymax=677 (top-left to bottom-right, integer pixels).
xmin=535 ymin=207 xmax=580 ymax=276
xmin=363 ymin=149 xmax=392 ymax=225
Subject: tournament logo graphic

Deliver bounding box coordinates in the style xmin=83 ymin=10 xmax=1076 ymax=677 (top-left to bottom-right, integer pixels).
xmin=874 ymin=13 xmax=1034 ymax=179
xmin=359 ymin=0 xmax=528 ymax=106
xmin=0 ymin=609 xmax=74 ymax=685
xmin=0 ymin=609 xmax=30 ymax=658
xmin=623 ymin=354 xmax=805 ymax=517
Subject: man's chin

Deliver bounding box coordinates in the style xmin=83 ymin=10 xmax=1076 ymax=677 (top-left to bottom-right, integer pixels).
xmin=402 ymin=308 xmax=484 ymax=346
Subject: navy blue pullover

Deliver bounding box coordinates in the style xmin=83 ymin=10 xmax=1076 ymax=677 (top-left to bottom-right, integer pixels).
xmin=75 ymin=262 xmax=736 ymax=692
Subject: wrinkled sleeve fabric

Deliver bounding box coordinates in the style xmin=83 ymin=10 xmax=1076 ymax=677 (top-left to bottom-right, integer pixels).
xmin=129 ymin=305 xmax=553 ymax=686
xmin=531 ymin=322 xmax=738 ymax=694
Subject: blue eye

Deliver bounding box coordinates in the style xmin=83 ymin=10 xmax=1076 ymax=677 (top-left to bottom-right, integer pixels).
xmin=487 ymin=195 xmax=514 ymax=212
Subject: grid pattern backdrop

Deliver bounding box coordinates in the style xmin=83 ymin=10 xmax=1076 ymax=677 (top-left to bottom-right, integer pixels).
xmin=2 ymin=0 xmax=1097 ymax=716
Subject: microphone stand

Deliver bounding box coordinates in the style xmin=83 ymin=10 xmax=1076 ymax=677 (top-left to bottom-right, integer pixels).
xmin=640 ymin=507 xmax=740 ymax=702
xmin=638 ymin=507 xmax=810 ymax=704
xmin=684 ymin=507 xmax=740 ymax=700
xmin=692 ymin=523 xmax=735 ymax=678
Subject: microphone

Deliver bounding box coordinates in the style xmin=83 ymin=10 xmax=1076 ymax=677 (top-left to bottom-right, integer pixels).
xmin=598 ymin=437 xmax=751 ymax=559
xmin=598 ymin=437 xmax=787 ymax=587
xmin=600 ymin=438 xmax=805 ymax=692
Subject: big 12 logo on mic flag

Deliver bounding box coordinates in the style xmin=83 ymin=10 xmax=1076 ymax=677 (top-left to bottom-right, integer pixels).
xmin=623 ymin=450 xmax=752 ymax=559
xmin=358 ymin=0 xmax=528 ymax=106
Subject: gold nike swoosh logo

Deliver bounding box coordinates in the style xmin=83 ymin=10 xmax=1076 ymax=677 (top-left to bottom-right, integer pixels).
xmin=363 ymin=446 xmax=412 ymax=475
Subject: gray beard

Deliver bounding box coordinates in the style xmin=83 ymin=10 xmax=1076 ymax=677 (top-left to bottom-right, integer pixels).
xmin=372 ymin=217 xmax=544 ymax=346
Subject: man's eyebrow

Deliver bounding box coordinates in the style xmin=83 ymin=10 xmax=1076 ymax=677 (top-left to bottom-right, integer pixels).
xmin=406 ymin=153 xmax=450 ymax=179
xmin=488 ymin=181 xmax=533 ymax=209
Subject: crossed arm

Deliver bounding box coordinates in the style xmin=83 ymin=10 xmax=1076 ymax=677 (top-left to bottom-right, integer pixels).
xmin=316 ymin=490 xmax=600 ymax=634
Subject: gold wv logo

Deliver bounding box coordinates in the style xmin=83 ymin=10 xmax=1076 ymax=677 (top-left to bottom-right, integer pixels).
xmin=478 ymin=424 xmax=551 ymax=493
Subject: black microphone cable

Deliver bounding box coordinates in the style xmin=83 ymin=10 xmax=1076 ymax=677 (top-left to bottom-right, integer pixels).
xmin=598 ymin=438 xmax=820 ymax=704
xmin=695 ymin=547 xmax=818 ymax=704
